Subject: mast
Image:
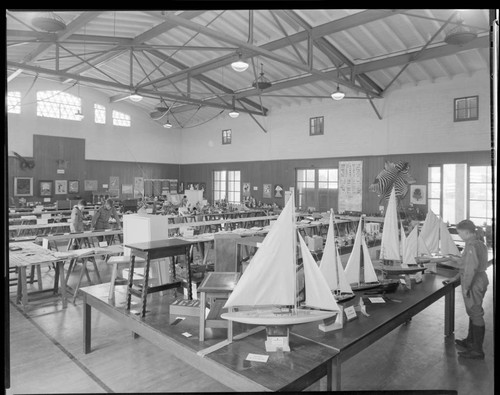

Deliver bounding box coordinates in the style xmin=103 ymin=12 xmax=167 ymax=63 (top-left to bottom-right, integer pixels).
xmin=292 ymin=193 xmax=298 ymax=313
xmin=359 ymin=215 xmax=365 ymax=285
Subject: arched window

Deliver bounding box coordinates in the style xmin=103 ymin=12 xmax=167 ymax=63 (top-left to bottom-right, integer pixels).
xmin=112 ymin=110 xmax=131 ymax=127
xmin=94 ymin=103 xmax=106 ymax=124
xmin=7 ymin=91 xmax=21 ymax=114
xmin=37 ymin=90 xmax=83 ymax=121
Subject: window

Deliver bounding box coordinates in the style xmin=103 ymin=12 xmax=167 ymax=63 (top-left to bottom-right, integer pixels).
xmin=309 ymin=116 xmax=324 ymax=136
xmin=222 ymin=129 xmax=232 ymax=145
xmin=427 ymin=166 xmax=442 ymax=217
xmin=7 ymin=91 xmax=21 ymax=114
xmin=296 ymin=168 xmax=338 ymax=211
xmin=469 ymin=166 xmax=493 ymax=226
xmin=94 ymin=104 xmax=106 ymax=124
xmin=213 ymin=170 xmax=241 ymax=204
xmin=454 ymin=96 xmax=478 ymax=122
xmin=36 ymin=90 xmax=82 ymax=120
xmin=442 ymin=164 xmax=467 ymax=225
xmin=112 ymin=110 xmax=131 ymax=127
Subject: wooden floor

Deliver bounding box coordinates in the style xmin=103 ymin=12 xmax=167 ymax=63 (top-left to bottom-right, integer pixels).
xmin=6 ymin=248 xmax=495 ymax=394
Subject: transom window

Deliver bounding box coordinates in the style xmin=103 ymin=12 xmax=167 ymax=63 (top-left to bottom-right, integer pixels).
xmin=94 ymin=104 xmax=106 ymax=124
xmin=222 ymin=129 xmax=232 ymax=145
xmin=309 ymin=116 xmax=324 ymax=136
xmin=469 ymin=165 xmax=493 ymax=226
xmin=213 ymin=170 xmax=241 ymax=204
xmin=427 ymin=166 xmax=442 ymax=217
xmin=112 ymin=110 xmax=131 ymax=127
xmin=454 ymin=96 xmax=478 ymax=122
xmin=7 ymin=91 xmax=21 ymax=114
xmin=36 ymin=91 xmax=82 ymax=121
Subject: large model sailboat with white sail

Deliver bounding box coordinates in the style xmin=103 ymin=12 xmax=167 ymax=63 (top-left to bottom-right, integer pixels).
xmin=319 ymin=210 xmax=355 ymax=302
xmin=220 ymin=193 xmax=340 ymax=327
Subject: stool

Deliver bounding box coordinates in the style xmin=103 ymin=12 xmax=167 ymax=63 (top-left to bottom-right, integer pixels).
xmin=65 ymin=253 xmax=101 ymax=303
xmin=107 ymin=255 xmax=146 ymax=300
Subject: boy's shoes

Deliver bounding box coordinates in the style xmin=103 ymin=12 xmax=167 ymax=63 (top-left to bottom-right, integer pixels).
xmin=458 ymin=350 xmax=485 ymax=360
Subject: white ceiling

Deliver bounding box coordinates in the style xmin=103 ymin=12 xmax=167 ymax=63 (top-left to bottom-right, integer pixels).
xmin=6 ymin=9 xmax=491 ymax=128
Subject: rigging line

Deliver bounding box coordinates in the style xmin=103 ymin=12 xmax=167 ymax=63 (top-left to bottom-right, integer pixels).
xmin=19 ymin=74 xmax=39 ymax=104
xmin=137 ymin=10 xmax=226 ymax=87
xmin=181 ymin=104 xmax=202 ymax=127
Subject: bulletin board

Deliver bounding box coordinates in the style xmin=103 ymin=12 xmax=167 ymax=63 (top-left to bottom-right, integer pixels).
xmin=338 ymin=160 xmax=363 ymax=213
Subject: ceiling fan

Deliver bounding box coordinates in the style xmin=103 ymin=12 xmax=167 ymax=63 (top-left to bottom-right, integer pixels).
xmin=149 ymin=99 xmax=170 ymax=120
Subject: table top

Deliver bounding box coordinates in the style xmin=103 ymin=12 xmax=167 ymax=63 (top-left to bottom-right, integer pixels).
xmin=290 ymin=270 xmax=458 ymax=355
xmin=36 ymin=229 xmax=123 ymax=242
xmin=125 ymin=238 xmax=195 ymax=251
xmin=198 ymin=272 xmax=240 ymax=292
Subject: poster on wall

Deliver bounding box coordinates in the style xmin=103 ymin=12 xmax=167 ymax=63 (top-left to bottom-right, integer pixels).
xmin=39 ymin=180 xmax=53 ymax=196
xmin=410 ymin=185 xmax=426 ymax=205
xmin=134 ymin=177 xmax=144 ymax=198
xmin=14 ymin=177 xmax=33 ymax=196
xmin=68 ymin=180 xmax=79 ymax=194
xmin=338 ymin=160 xmax=363 ymax=213
xmin=242 ymin=182 xmax=251 ymax=197
xmin=109 ymin=176 xmax=120 ymax=194
xmin=55 ymin=180 xmax=68 ymax=195
xmin=122 ymin=184 xmax=133 ymax=195
xmin=84 ymin=180 xmax=98 ymax=191
xmin=263 ymin=184 xmax=272 ymax=198
xmin=169 ymin=179 xmax=178 ymax=194
xmin=274 ymin=184 xmax=283 ymax=198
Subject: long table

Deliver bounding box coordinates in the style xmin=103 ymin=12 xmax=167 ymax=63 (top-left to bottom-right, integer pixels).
xmin=80 ymin=267 xmax=460 ymax=392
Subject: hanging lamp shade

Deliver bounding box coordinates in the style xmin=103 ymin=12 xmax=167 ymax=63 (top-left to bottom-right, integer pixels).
xmin=444 ymin=24 xmax=477 ymax=45
xmin=331 ymin=86 xmax=345 ymax=101
xmin=32 ymin=12 xmax=67 ymax=32
xmin=129 ymin=92 xmax=143 ymax=102
xmin=228 ymin=109 xmax=240 ymax=118
xmin=252 ymin=63 xmax=272 ymax=90
xmin=231 ymin=53 xmax=249 ymax=72
xmin=163 ymin=119 xmax=173 ymax=128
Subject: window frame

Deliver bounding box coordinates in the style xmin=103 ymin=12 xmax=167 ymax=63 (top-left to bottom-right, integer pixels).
xmin=36 ymin=90 xmax=83 ymax=121
xmin=7 ymin=91 xmax=21 ymax=114
xmin=222 ymin=129 xmax=232 ymax=145
xmin=309 ymin=116 xmax=324 ymax=136
xmin=454 ymin=95 xmax=479 ymax=122
xmin=112 ymin=110 xmax=131 ymax=127
xmin=94 ymin=103 xmax=106 ymax=124
xmin=213 ymin=170 xmax=241 ymax=204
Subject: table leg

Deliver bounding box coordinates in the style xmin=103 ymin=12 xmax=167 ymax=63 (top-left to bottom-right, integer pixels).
xmin=141 ymin=256 xmax=151 ymax=318
xmin=58 ymin=261 xmax=67 ymax=309
xmin=36 ymin=265 xmax=43 ymax=290
xmin=444 ymin=286 xmax=455 ymax=336
xmin=228 ymin=306 xmax=233 ymax=342
xmin=199 ymin=291 xmax=206 ymax=342
xmin=126 ymin=254 xmax=136 ymax=310
xmin=20 ymin=266 xmax=28 ymax=310
xmin=187 ymin=250 xmax=193 ymax=300
xmin=331 ymin=356 xmax=341 ymax=391
xmin=326 ymin=359 xmax=333 ymax=391
xmin=83 ymin=294 xmax=91 ymax=354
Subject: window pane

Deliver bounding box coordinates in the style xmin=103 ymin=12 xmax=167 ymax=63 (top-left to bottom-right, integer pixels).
xmin=469 ymin=183 xmax=487 ymax=200
xmin=297 ymin=170 xmax=305 ymax=182
xmin=7 ymin=92 xmax=21 ymax=114
xmin=318 ymin=182 xmax=328 ymax=189
xmin=470 ymin=166 xmax=488 ymax=183
xmin=469 ymin=201 xmax=486 ymax=217
xmin=428 ymin=167 xmax=441 ymax=182
xmin=318 ymin=169 xmax=327 ymax=182
xmin=428 ymin=183 xmax=441 ymax=199
xmin=306 ymin=169 xmax=314 ymax=181
xmin=429 ymin=199 xmax=440 ymax=214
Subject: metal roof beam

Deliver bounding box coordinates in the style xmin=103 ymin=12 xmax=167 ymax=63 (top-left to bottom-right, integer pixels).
xmin=139 ymin=9 xmax=405 ymax=93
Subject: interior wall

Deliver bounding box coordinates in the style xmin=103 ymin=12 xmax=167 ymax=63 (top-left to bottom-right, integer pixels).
xmin=179 ymin=71 xmax=491 ymax=164
xmin=6 ymin=77 xmax=181 ymax=163
xmin=179 ymin=151 xmax=491 ymax=214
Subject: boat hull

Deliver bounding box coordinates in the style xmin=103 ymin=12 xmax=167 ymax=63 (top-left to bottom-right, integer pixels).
xmin=220 ymin=308 xmax=337 ymax=326
xmin=333 ymin=292 xmax=356 ymax=302
xmin=378 ymin=265 xmax=426 ymax=275
xmin=350 ymin=282 xmax=381 ymax=291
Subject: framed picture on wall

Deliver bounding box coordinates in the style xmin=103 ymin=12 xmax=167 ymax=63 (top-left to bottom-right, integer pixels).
xmin=84 ymin=180 xmax=98 ymax=191
xmin=242 ymin=182 xmax=251 ymax=197
xmin=68 ymin=180 xmax=79 ymax=194
xmin=274 ymin=184 xmax=284 ymax=198
xmin=178 ymin=182 xmax=184 ymax=194
xmin=39 ymin=180 xmax=53 ymax=196
xmin=410 ymin=185 xmax=427 ymax=205
xmin=14 ymin=177 xmax=33 ymax=196
xmin=263 ymin=184 xmax=272 ymax=198
xmin=122 ymin=184 xmax=133 ymax=195
xmin=55 ymin=180 xmax=68 ymax=194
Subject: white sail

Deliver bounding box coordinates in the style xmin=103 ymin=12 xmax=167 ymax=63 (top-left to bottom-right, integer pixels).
xmin=345 ymin=216 xmax=379 ymax=285
xmin=439 ymin=220 xmax=461 ymax=256
xmin=403 ymin=226 xmax=418 ymax=265
xmin=361 ymin=236 xmax=379 ymax=283
xmin=224 ymin=193 xmax=296 ymax=308
xmin=319 ymin=211 xmax=353 ymax=294
xmin=299 ymin=234 xmax=340 ymax=312
xmin=419 ymin=210 xmax=440 ymax=253
xmin=400 ymin=221 xmax=409 ymax=268
xmin=380 ymin=187 xmax=401 ymax=261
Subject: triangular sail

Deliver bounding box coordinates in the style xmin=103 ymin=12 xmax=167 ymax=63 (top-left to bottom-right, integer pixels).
xmin=403 ymin=226 xmax=418 ymax=265
xmin=439 ymin=220 xmax=461 ymax=256
xmin=299 ymin=234 xmax=340 ymax=312
xmin=361 ymin=236 xmax=379 ymax=283
xmin=224 ymin=193 xmax=296 ymax=308
xmin=400 ymin=221 xmax=409 ymax=268
xmin=380 ymin=187 xmax=401 ymax=261
xmin=419 ymin=210 xmax=440 ymax=253
xmin=344 ymin=219 xmax=363 ymax=285
xmin=319 ymin=211 xmax=353 ymax=294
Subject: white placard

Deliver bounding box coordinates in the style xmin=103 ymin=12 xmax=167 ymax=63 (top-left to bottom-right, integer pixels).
xmin=338 ymin=160 xmax=363 ymax=213
xmin=98 ymin=241 xmax=108 ymax=247
xmin=175 ymin=317 xmax=186 ymax=321
xmin=246 ymin=353 xmax=269 ymax=363
xmin=181 ymin=332 xmax=192 ymax=338
xmin=368 ymin=297 xmax=386 ymax=304
xmin=57 ymin=169 xmax=65 ymax=174
xmin=344 ymin=305 xmax=358 ymax=321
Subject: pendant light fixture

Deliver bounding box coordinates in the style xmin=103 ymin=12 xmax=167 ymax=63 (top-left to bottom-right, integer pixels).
xmin=31 ymin=12 xmax=67 ymax=32
xmin=163 ymin=119 xmax=173 ymax=128
xmin=331 ymin=68 xmax=345 ymax=101
xmin=231 ymin=52 xmax=249 ymax=72
xmin=444 ymin=12 xmax=477 ymax=46
xmin=228 ymin=96 xmax=239 ymax=118
xmin=129 ymin=91 xmax=143 ymax=102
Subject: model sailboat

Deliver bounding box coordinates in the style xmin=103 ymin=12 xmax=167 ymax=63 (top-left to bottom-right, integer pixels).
xmin=319 ymin=210 xmax=355 ymax=302
xmin=417 ymin=209 xmax=460 ymax=261
xmin=221 ymin=193 xmax=339 ymax=328
xmin=377 ymin=187 xmax=426 ymax=275
xmin=344 ymin=215 xmax=381 ymax=291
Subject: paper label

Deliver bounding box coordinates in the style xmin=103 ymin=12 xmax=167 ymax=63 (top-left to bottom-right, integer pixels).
xmin=368 ymin=297 xmax=386 ymax=304
xmin=344 ymin=306 xmax=357 ymax=321
xmin=246 ymin=353 xmax=269 ymax=363
xmin=99 ymin=241 xmax=108 ymax=247
xmin=181 ymin=332 xmax=192 ymax=338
